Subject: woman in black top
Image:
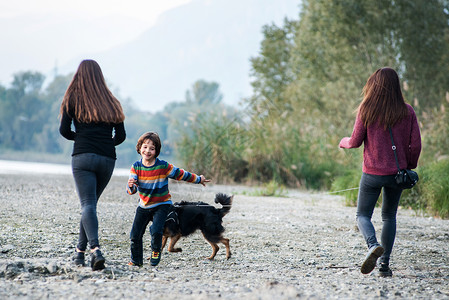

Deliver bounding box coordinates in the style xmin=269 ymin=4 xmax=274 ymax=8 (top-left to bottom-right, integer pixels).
xmin=59 ymin=59 xmax=126 ymax=271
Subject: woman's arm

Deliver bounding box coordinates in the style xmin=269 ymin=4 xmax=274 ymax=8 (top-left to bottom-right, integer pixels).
xmin=339 ymin=115 xmax=366 ymax=149
xmin=408 ymin=111 xmax=422 ymax=169
xmin=59 ymin=110 xmax=76 ymax=140
xmin=113 ymin=122 xmax=126 ymax=146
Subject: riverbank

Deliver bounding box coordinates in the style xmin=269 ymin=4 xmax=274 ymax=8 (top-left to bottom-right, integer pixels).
xmin=0 ymin=173 xmax=448 ymax=299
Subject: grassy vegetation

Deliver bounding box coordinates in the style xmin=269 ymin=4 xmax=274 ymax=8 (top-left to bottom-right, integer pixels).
xmin=330 ymin=169 xmax=361 ymax=207
xmin=172 ymin=1 xmax=449 ymax=219
xmin=251 ymin=180 xmax=288 ymax=197
xmin=419 ymin=159 xmax=449 ymax=219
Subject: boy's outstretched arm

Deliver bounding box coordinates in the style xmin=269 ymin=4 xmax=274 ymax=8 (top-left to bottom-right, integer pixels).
xmin=167 ymin=164 xmax=210 ymax=186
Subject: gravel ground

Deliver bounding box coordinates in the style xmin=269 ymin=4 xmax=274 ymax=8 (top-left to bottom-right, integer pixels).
xmin=0 ymin=173 xmax=448 ymax=299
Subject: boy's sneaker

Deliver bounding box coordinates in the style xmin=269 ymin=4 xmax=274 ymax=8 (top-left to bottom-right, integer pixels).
xmin=90 ymin=249 xmax=105 ymax=271
xmin=379 ymin=264 xmax=393 ymax=277
xmin=127 ymin=261 xmax=143 ymax=267
xmin=360 ymin=245 xmax=384 ymax=274
xmin=73 ymin=249 xmax=85 ymax=266
xmin=150 ymin=251 xmax=161 ymax=266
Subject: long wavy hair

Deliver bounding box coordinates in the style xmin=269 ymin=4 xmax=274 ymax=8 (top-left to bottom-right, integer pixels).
xmin=60 ymin=59 xmax=125 ymax=123
xmin=357 ymin=67 xmax=409 ymax=129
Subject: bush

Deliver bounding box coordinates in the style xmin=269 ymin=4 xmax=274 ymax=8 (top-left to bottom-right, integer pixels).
xmin=399 ymin=183 xmax=426 ymax=215
xmin=419 ymin=158 xmax=449 ymax=219
xmin=252 ymin=179 xmax=287 ymax=197
xmin=176 ymin=112 xmax=248 ymax=184
xmin=330 ymin=168 xmax=361 ymax=206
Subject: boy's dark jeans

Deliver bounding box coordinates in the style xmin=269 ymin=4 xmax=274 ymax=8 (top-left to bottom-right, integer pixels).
xmin=356 ymin=172 xmax=403 ymax=266
xmin=72 ymin=153 xmax=115 ymax=251
xmin=130 ymin=204 xmax=170 ymax=265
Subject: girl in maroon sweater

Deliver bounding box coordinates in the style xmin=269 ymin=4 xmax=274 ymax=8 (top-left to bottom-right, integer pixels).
xmin=339 ymin=68 xmax=421 ymax=277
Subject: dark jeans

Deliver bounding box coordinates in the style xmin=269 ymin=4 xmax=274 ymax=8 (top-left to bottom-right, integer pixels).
xmin=129 ymin=204 xmax=170 ymax=265
xmin=72 ymin=153 xmax=115 ymax=251
xmin=356 ymin=172 xmax=403 ymax=265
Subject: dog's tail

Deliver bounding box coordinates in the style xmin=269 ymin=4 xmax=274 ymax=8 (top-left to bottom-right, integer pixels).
xmin=215 ymin=193 xmax=233 ymax=217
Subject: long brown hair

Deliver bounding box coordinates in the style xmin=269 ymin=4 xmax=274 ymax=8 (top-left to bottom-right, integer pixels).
xmin=60 ymin=59 xmax=125 ymax=123
xmin=357 ymin=67 xmax=408 ymax=129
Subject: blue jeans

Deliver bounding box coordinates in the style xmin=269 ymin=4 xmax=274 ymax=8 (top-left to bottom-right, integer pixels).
xmin=129 ymin=204 xmax=170 ymax=265
xmin=356 ymin=172 xmax=403 ymax=265
xmin=72 ymin=153 xmax=115 ymax=251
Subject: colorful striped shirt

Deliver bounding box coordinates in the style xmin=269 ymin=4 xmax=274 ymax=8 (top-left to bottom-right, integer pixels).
xmin=127 ymin=158 xmax=201 ymax=208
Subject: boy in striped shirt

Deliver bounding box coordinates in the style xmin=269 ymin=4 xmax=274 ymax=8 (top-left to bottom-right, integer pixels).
xmin=127 ymin=132 xmax=210 ymax=266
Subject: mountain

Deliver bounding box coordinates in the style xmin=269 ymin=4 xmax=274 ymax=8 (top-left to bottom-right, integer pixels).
xmin=62 ymin=0 xmax=301 ymax=112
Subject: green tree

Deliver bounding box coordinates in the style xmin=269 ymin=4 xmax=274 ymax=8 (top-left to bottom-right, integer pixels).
xmin=177 ymin=111 xmax=248 ymax=183
xmin=0 ymin=84 xmax=8 ymax=146
xmin=244 ymin=19 xmax=303 ymax=186
xmin=180 ymin=0 xmax=449 ymax=191
xmin=185 ymin=80 xmax=223 ymax=105
xmin=117 ymin=79 xmax=233 ymax=167
xmin=168 ymin=79 xmax=233 ymax=146
xmin=172 ymin=80 xmax=241 ymax=169
xmin=35 ymin=74 xmax=73 ymax=154
xmin=2 ymin=72 xmax=46 ymax=150
xmin=393 ymin=0 xmax=449 ymax=109
xmin=245 ymin=0 xmax=449 ymax=187
xmin=248 ymin=19 xmax=298 ymax=118
xmin=116 ymin=99 xmax=167 ymax=167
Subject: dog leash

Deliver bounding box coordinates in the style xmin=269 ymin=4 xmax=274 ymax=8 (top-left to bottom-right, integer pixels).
xmin=171 ymin=187 xmax=359 ymax=205
xmin=165 ymin=210 xmax=179 ymax=224
xmin=323 ymin=187 xmax=359 ymax=194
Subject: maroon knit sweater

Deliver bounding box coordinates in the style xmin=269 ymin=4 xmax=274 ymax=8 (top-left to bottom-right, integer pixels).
xmin=339 ymin=104 xmax=421 ymax=175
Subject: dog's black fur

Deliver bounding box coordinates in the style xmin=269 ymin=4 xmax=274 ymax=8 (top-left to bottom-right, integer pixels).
xmin=162 ymin=193 xmax=233 ymax=260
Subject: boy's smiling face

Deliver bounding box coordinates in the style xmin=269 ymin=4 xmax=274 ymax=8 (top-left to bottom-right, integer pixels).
xmin=140 ymin=139 xmax=157 ymax=166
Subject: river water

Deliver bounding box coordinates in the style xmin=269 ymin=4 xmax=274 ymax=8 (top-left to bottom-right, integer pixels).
xmin=0 ymin=159 xmax=129 ymax=176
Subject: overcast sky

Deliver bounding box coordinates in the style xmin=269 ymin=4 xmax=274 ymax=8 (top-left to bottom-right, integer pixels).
xmin=0 ymin=0 xmax=191 ymax=86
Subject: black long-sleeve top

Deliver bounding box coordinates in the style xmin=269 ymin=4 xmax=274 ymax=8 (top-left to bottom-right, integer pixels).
xmin=59 ymin=110 xmax=126 ymax=159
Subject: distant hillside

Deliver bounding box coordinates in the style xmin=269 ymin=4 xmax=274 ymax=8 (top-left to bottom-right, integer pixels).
xmin=64 ymin=0 xmax=301 ymax=111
